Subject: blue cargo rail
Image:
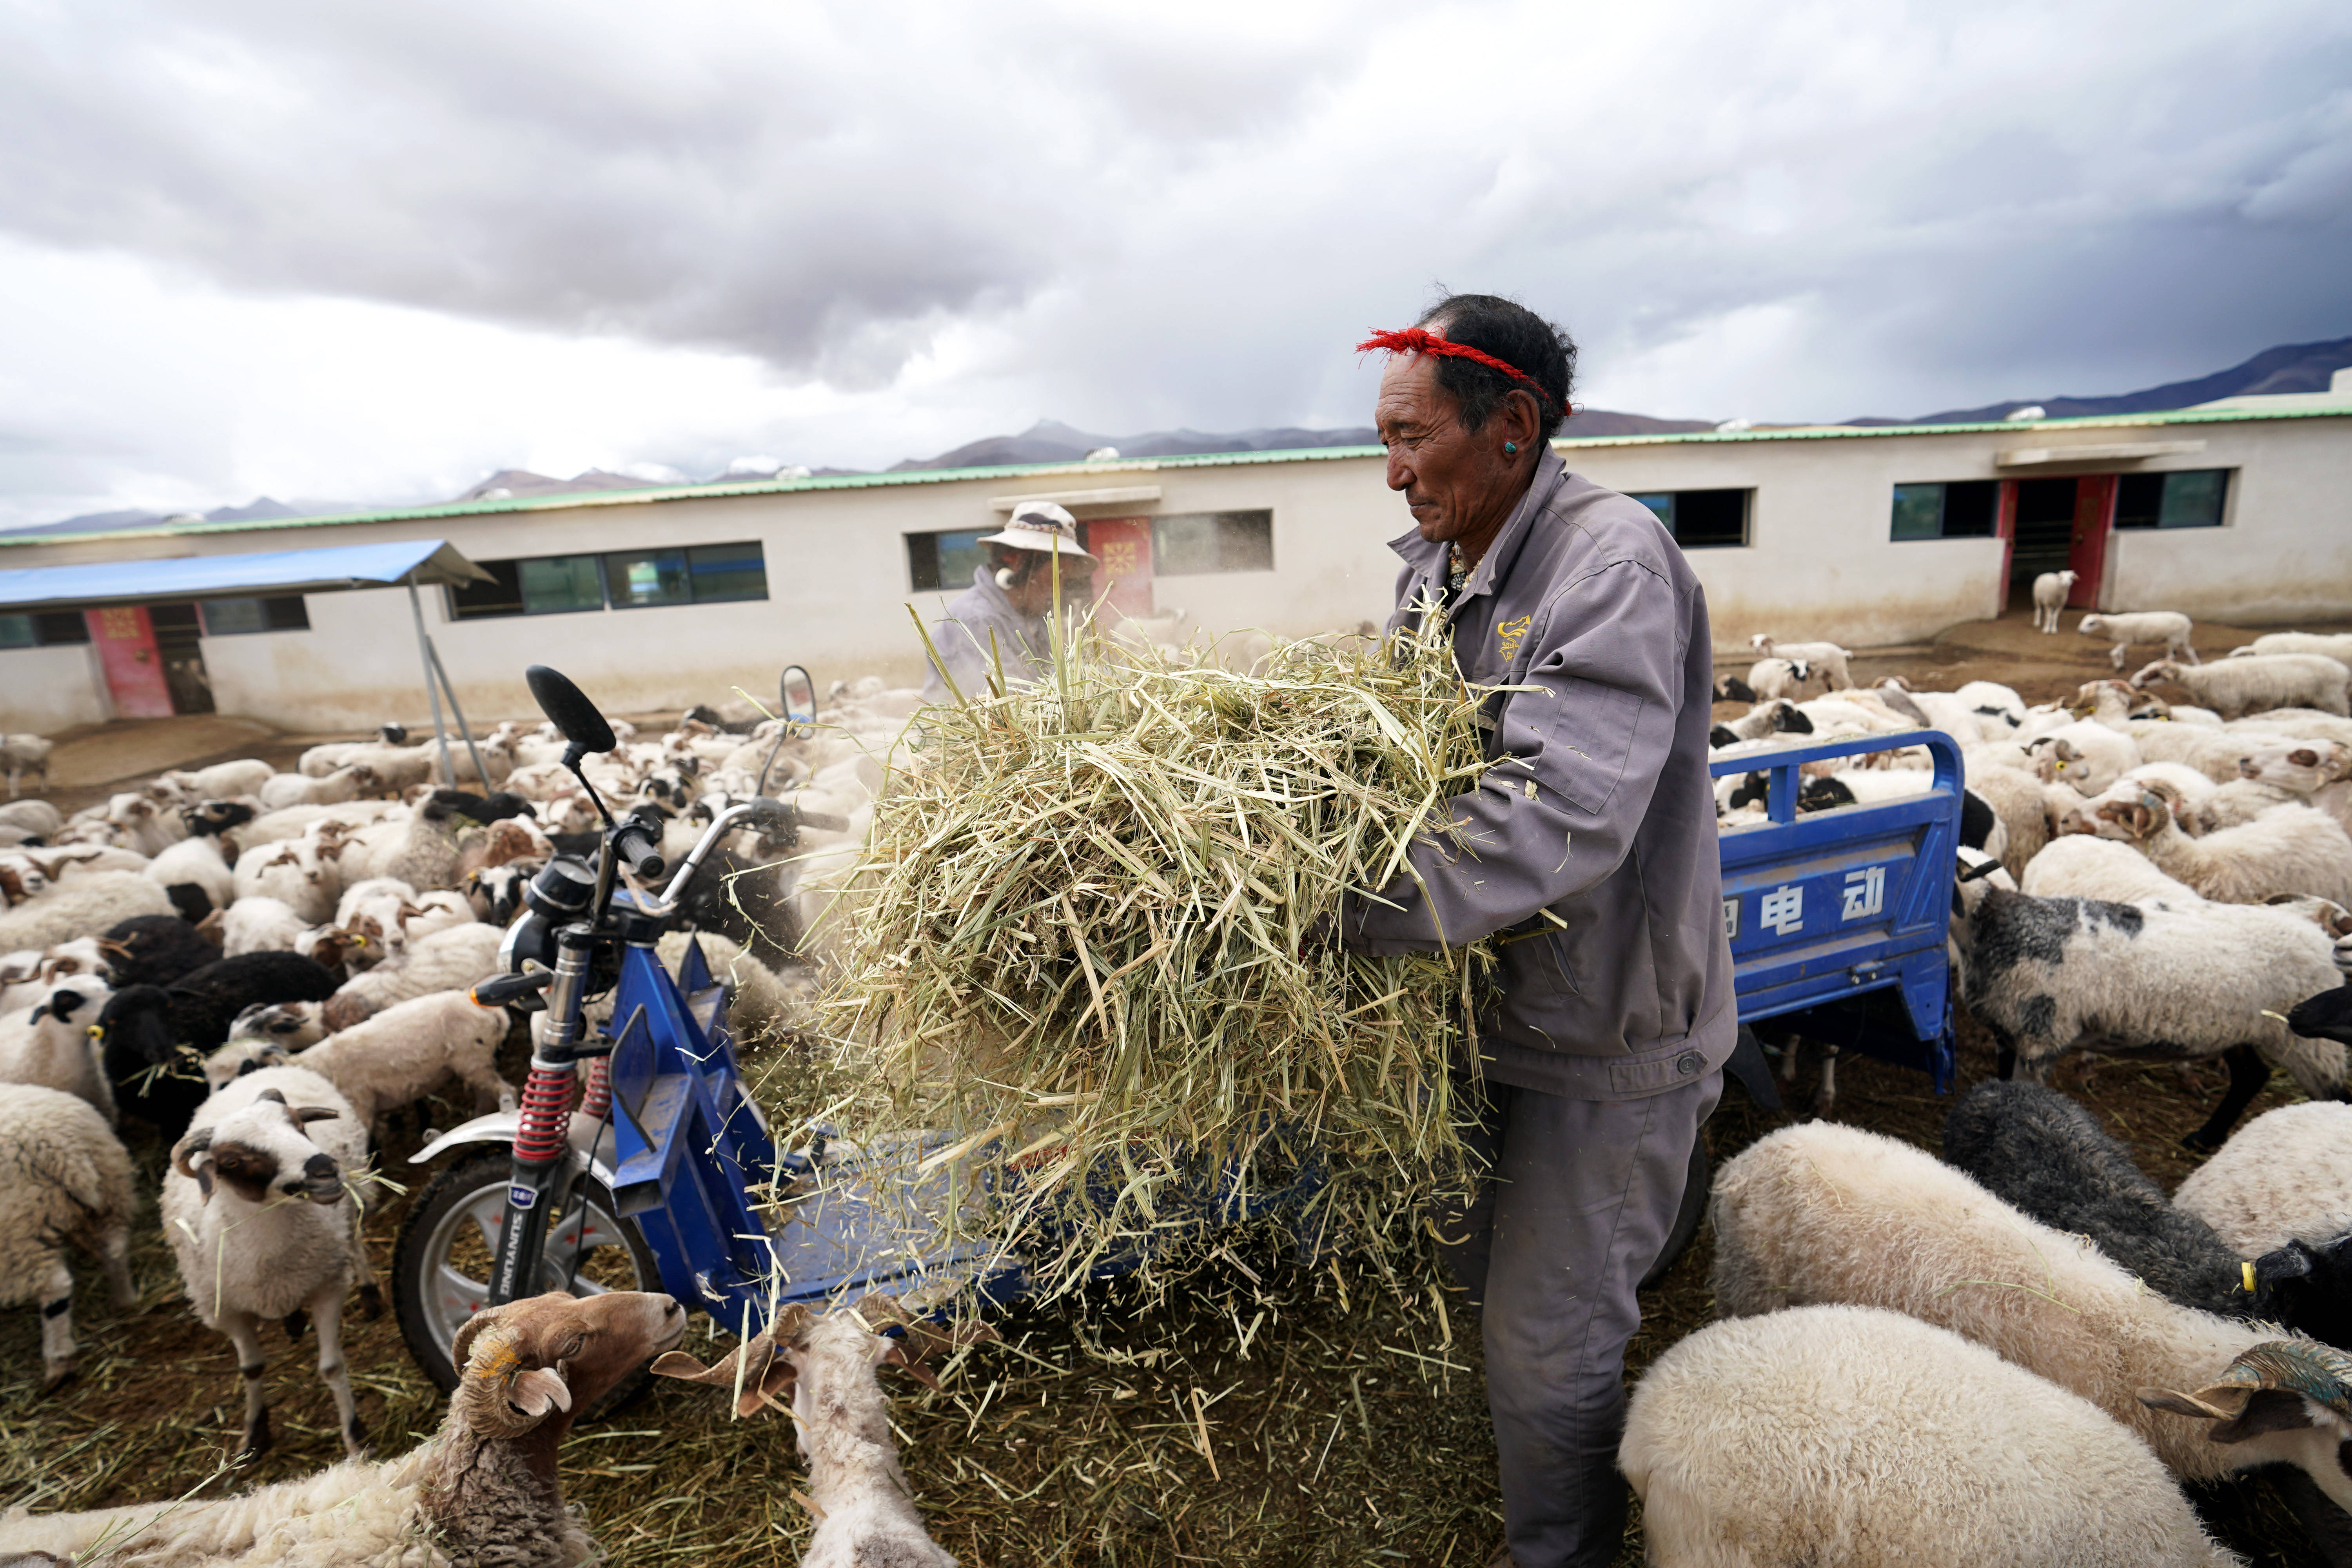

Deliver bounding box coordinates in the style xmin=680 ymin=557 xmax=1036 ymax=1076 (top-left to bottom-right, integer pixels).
xmin=1711 ymin=729 xmax=1966 ymax=1092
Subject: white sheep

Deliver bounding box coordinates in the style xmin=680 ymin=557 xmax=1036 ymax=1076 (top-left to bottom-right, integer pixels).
xmin=163 ymin=1066 xmax=376 ymax=1459
xmin=220 ymin=895 xmax=311 ymax=956
xmin=2230 ymin=710 xmax=2352 ymax=750
xmin=1748 ymin=634 xmax=1852 ymax=691
xmin=2136 ymin=656 xmax=2352 ymax=721
xmin=0 ymin=1290 xmax=688 ymax=1567
xmin=1957 ymin=882 xmax=2349 ymax=1147
xmin=203 ymin=989 xmax=514 ymax=1142
xmin=157 ymin=758 xmax=274 ymax=800
xmin=0 ymin=733 xmax=54 ymax=799
xmin=2174 ymin=1102 xmax=2352 ymax=1256
xmin=320 ymin=920 xmax=505 ymax=1030
xmin=1745 ymin=656 xmax=1814 ymax=702
xmin=1711 ymin=1121 xmax=2352 ymax=1522
xmin=2027 ymin=719 xmax=2141 ymax=796
xmin=145 ymin=832 xmax=236 ymax=918
xmin=230 ymin=838 xmax=338 ymax=926
xmin=2085 ymin=782 xmax=2352 ymax=905
xmin=1 ymin=1086 xmax=136 ymax=1395
xmin=2081 ymin=610 xmax=2198 ymax=670
xmin=105 ymin=793 xmax=187 ymax=857
xmin=0 ymin=978 xmax=116 ymax=1121
xmin=2018 ymin=833 xmax=2205 ymax=906
xmin=257 ymin=765 xmax=381 ymax=811
xmin=2031 ymin=569 xmax=2078 ymax=634
xmin=1620 ymin=1303 xmax=2241 ymax=1568
xmin=0 ymin=799 xmax=64 ymax=838
xmin=2230 ymin=632 xmax=2352 ymax=666
xmin=237 ymin=799 xmax=403 ymax=850
xmin=2235 ymin=737 xmax=2352 ymax=833
xmin=0 ymin=872 xmax=175 ymax=953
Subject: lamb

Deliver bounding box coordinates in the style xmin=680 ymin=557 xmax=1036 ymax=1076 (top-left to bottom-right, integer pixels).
xmin=2028 ymin=720 xmax=2141 ymax=795
xmin=161 ymin=1068 xmax=376 ymax=1459
xmin=144 ymin=830 xmax=238 ymax=923
xmin=2234 ymin=738 xmax=2352 ymax=833
xmin=156 ymin=759 xmax=274 ymax=800
xmin=0 ymin=1290 xmax=686 ymax=1568
xmin=203 ymin=989 xmax=514 ymax=1142
xmin=2081 ymin=609 xmax=2198 ymax=670
xmin=0 ymin=979 xmax=116 ymax=1121
xmin=1712 ymin=699 xmax=1813 ymax=746
xmin=1619 ymin=1303 xmax=2242 ymax=1568
xmin=2177 ymin=1102 xmax=2352 ymax=1255
xmin=0 ymin=1087 xmax=137 ymax=1392
xmin=0 ymin=871 xmax=174 ymax=953
xmin=220 ymin=895 xmax=312 ymax=956
xmin=1744 ymin=656 xmax=1813 ymax=702
xmin=257 ymin=764 xmax=381 ymax=811
xmin=2031 ymin=569 xmax=2079 ymax=633
xmin=319 ymin=920 xmax=504 ymax=1030
xmin=2136 ymin=655 xmax=2352 ymax=720
xmin=651 ymin=1299 xmax=976 ymax=1568
xmin=1710 ymin=1121 xmax=2352 ymax=1528
xmin=237 ymin=797 xmax=403 ymax=849
xmin=94 ymin=951 xmax=341 ymax=1137
xmin=1 ymin=733 xmax=54 ymax=799
xmin=1957 ymin=885 xmax=2352 ymax=1149
xmin=2087 ymin=783 xmax=2352 ymax=906
xmin=0 ymin=799 xmax=63 ymax=838
xmin=1748 ymin=634 xmax=1851 ymax=691
xmin=107 ymin=792 xmax=189 ymax=857
xmin=2232 ymin=632 xmax=2352 ymax=666
xmin=332 ymin=797 xmax=466 ymax=891
xmin=296 ymin=738 xmax=439 ymax=792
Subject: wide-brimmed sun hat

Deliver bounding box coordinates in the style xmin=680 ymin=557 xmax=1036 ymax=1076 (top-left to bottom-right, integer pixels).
xmin=980 ymin=500 xmax=1096 ymax=560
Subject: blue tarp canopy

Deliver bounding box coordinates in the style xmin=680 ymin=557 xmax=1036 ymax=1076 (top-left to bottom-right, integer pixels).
xmin=0 ymin=538 xmax=491 ymax=613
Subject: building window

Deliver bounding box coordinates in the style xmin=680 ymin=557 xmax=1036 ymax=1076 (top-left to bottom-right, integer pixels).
xmin=0 ymin=611 xmax=94 ymax=650
xmin=448 ymin=542 xmax=768 ymax=620
xmin=1634 ymin=489 xmax=1749 ymax=548
xmin=907 ymin=530 xmax=990 ymax=594
xmin=1152 ymin=510 xmax=1274 ymax=574
xmin=1890 ymin=480 xmax=2000 ymax=541
xmin=2116 ymin=470 xmax=2229 ymax=530
xmin=200 ymin=595 xmax=311 ymax=635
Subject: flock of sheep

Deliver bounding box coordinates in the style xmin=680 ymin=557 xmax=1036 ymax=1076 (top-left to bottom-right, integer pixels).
xmin=0 ymin=681 xmax=936 ymax=1567
xmin=7 ymin=599 xmax=2352 ymax=1564
xmin=1669 ymin=606 xmax=2352 ymax=1565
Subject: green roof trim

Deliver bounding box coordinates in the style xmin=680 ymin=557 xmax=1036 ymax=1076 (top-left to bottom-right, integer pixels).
xmin=7 ymin=401 xmax=2344 ymax=550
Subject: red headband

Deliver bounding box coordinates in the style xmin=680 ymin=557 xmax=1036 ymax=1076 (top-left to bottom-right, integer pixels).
xmin=1357 ymin=327 xmax=1568 ymax=416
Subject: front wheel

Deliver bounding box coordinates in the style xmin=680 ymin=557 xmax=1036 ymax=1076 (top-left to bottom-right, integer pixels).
xmin=393 ymin=1147 xmax=662 ymax=1401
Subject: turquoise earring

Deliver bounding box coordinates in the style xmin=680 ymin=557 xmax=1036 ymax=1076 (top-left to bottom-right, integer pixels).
xmin=1504 ymin=441 xmax=1519 ymax=455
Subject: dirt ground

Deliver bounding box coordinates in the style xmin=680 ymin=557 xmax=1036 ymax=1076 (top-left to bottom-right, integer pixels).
xmin=5 ymin=609 xmax=2350 ymax=1565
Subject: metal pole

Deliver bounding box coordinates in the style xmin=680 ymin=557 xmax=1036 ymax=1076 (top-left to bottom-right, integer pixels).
xmin=425 ymin=635 xmax=492 ymax=788
xmin=406 ymin=579 xmax=457 ymax=787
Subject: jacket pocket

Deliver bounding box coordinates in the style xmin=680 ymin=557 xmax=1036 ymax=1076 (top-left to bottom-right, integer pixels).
xmin=1543 ymin=681 xmax=1643 ymax=814
xmin=1503 ymin=929 xmax=1582 ymax=998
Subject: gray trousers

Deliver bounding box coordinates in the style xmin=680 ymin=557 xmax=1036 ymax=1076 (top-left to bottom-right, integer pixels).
xmin=1435 ymin=1069 xmax=1721 ymax=1568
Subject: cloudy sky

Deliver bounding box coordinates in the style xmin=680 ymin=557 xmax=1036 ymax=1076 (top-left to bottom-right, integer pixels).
xmin=1 ymin=0 xmax=2347 ymax=527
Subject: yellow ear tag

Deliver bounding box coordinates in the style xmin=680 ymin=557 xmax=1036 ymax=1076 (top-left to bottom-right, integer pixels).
xmin=2243 ymin=1260 xmax=2257 ymax=1293
xmin=88 ymin=1025 xmax=103 ymax=1039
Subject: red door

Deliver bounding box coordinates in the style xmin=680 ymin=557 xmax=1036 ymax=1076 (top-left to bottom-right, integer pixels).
xmin=1083 ymin=517 xmax=1155 ymax=617
xmin=86 ymin=605 xmax=175 ymax=719
xmin=2066 ymin=475 xmax=2114 ymax=608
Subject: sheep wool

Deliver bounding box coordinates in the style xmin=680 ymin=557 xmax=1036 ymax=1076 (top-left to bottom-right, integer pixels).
xmin=0 ymin=1085 xmax=137 ymax=1392
xmin=2176 ymin=1102 xmax=2352 ymax=1257
xmin=321 ymin=921 xmax=504 ymax=1031
xmin=0 ymin=872 xmax=174 ymax=954
xmin=2138 ymin=656 xmax=2351 ymax=721
xmin=1620 ymin=1304 xmax=2243 ymax=1568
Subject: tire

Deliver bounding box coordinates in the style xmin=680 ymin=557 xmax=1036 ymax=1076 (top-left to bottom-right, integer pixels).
xmin=1639 ymin=1133 xmax=1711 ymax=1291
xmin=393 ymin=1147 xmax=661 ymax=1407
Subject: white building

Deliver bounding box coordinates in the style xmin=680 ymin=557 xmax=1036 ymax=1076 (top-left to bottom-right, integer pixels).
xmin=2 ymin=391 xmax=2345 ymax=734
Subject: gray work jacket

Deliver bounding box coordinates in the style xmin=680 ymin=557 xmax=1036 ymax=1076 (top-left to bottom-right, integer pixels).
xmin=1341 ymin=448 xmax=1737 ymax=1100
xmin=921 ymin=567 xmax=1051 ymax=704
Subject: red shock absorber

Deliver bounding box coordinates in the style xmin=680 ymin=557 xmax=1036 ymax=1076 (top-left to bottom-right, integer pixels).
xmin=579 ymin=1057 xmax=612 ymax=1122
xmin=511 ymin=1063 xmax=575 ymax=1163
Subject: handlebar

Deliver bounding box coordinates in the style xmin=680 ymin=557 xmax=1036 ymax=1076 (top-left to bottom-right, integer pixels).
xmin=472 ymin=969 xmax=556 ymax=1009
xmin=613 ymin=814 xmax=668 ymax=882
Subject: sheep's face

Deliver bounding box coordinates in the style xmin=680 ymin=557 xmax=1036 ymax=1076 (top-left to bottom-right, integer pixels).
xmin=171 ymin=1091 xmax=347 ymax=1206
xmin=2245 ymin=742 xmax=2352 ymax=789
xmin=452 ymin=1291 xmax=686 ymax=1437
xmin=31 ymin=980 xmax=108 ymax=1031
xmin=2090 ymin=792 xmax=2166 ymax=843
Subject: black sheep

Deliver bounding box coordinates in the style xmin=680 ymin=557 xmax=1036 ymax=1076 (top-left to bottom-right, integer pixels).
xmin=679 ymin=840 xmax=799 ymax=962
xmin=427 ymin=789 xmax=534 ymax=825
xmin=101 ymin=913 xmax=220 ymax=989
xmin=96 ymin=951 xmax=341 ymax=1138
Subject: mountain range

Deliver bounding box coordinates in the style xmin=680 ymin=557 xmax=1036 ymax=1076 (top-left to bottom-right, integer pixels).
xmin=9 ymin=336 xmax=2344 ymax=536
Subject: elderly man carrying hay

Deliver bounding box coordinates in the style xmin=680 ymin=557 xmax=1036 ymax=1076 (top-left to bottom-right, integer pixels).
xmin=919 ymin=499 xmax=1098 ymax=703
xmin=1343 ymin=294 xmax=1735 ymax=1568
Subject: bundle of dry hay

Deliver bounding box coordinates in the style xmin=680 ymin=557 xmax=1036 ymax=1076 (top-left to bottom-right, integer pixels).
xmin=821 ymin=610 xmax=1500 ymax=1295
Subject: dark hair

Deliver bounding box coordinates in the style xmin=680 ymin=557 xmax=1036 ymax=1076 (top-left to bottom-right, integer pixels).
xmin=1414 ymin=292 xmax=1577 ymax=441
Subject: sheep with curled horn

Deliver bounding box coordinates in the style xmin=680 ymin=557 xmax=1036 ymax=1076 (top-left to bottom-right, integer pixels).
xmin=652 ymin=1296 xmax=992 ymax=1567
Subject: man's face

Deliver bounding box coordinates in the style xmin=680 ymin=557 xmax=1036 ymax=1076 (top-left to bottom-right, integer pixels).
xmin=1374 ymin=353 xmax=1522 ymax=546
xmin=1004 ymin=553 xmax=1092 ymax=617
